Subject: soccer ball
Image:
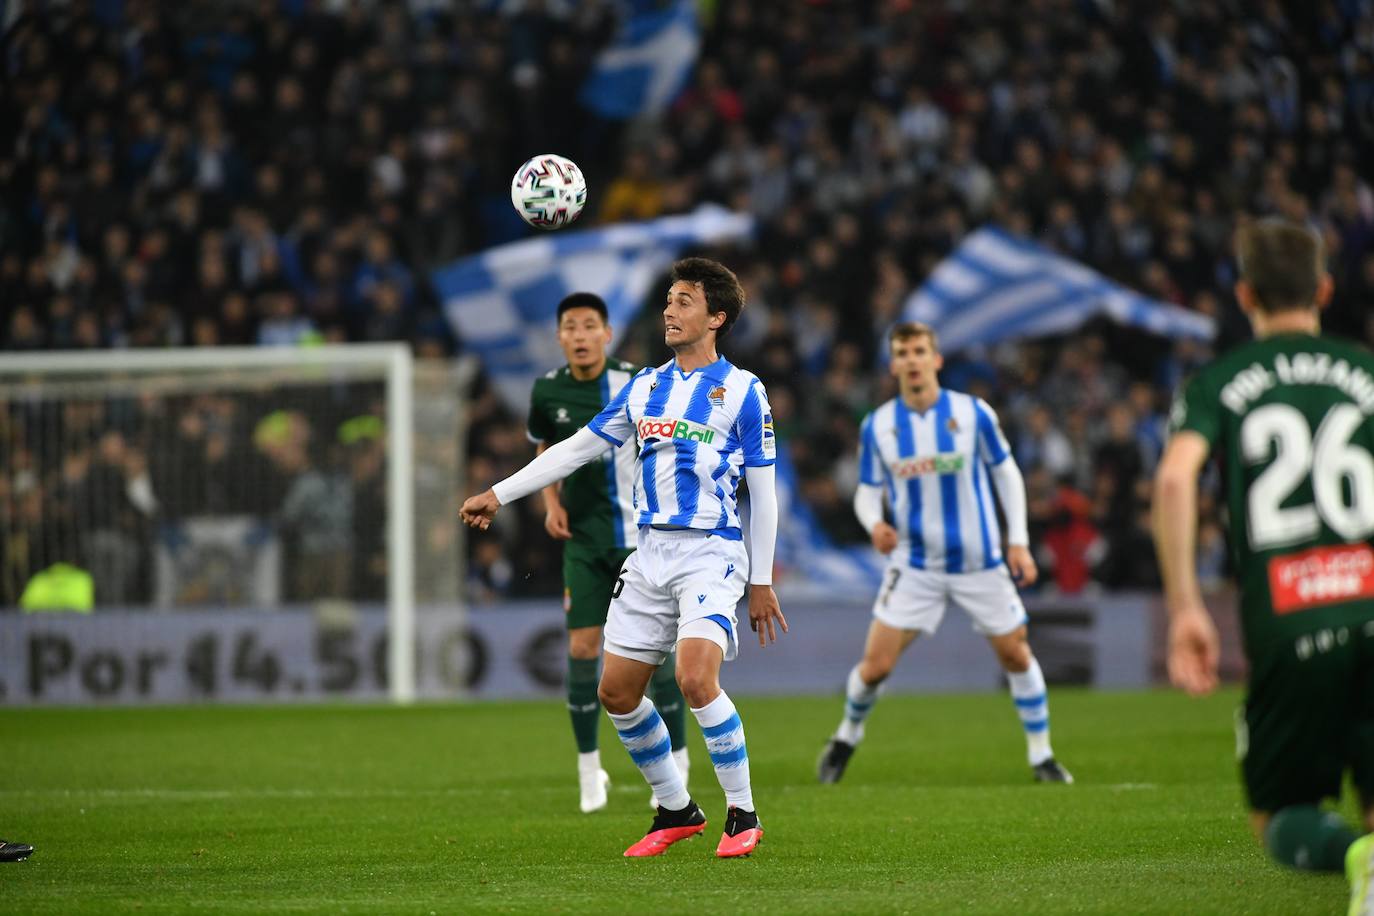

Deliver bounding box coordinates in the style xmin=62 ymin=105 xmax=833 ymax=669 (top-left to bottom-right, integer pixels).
xmin=510 ymin=154 xmax=587 ymax=230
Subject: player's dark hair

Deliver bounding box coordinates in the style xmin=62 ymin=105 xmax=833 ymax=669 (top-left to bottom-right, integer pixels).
xmin=556 ymin=292 xmax=609 ymax=324
xmin=1235 ymin=219 xmax=1324 ymax=313
xmin=889 ymin=321 xmax=939 ymax=352
xmin=670 ymin=257 xmax=746 ymax=338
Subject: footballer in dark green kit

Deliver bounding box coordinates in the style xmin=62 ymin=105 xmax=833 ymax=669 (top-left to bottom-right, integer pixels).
xmin=527 ymin=293 xmax=689 ymax=813
xmin=1153 ymin=219 xmax=1374 ymax=913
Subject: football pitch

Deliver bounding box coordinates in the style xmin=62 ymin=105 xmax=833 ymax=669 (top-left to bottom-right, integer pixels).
xmin=0 ymin=689 xmax=1352 ymax=914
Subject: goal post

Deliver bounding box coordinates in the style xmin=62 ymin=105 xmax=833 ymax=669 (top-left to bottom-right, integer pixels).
xmin=0 ymin=344 xmax=475 ymax=705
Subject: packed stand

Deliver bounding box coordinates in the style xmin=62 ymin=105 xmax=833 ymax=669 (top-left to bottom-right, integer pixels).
xmin=3 ymin=1 xmax=1374 ymax=603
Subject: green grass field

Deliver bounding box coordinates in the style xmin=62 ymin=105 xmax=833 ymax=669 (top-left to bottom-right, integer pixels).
xmin=0 ymin=688 xmax=1356 ymax=914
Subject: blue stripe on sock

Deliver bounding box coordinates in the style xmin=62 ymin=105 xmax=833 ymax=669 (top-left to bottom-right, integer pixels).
xmin=846 ymin=700 xmax=873 ymax=713
xmin=707 ymin=745 xmax=749 ymax=767
xmin=1022 ymin=718 xmax=1049 ymax=733
xmin=1013 ymin=694 xmax=1046 ymax=709
xmin=617 ymin=712 xmax=662 ymax=741
xmin=628 ymin=735 xmax=672 ymax=766
xmin=701 ymin=712 xmax=741 ymax=740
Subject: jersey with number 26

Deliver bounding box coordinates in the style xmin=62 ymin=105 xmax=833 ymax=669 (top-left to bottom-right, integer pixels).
xmin=588 ymin=356 xmax=774 ymax=540
xmin=1170 ymin=333 xmax=1374 ymax=657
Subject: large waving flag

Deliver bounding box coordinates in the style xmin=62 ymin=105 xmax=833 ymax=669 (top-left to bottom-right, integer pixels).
xmin=903 ymin=227 xmax=1217 ymax=353
xmin=432 ymin=204 xmax=754 ymax=407
xmin=580 ymin=0 xmax=700 ymax=120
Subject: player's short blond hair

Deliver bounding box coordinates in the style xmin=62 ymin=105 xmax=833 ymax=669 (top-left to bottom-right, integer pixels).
xmin=889 ymin=321 xmax=939 ymax=353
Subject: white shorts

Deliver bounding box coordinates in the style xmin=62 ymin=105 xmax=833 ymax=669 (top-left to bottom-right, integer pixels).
xmin=872 ymin=563 xmax=1027 ymax=637
xmin=603 ymin=527 xmax=748 ymax=666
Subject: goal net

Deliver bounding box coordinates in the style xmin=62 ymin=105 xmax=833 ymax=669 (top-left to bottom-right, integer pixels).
xmin=0 ymin=345 xmax=474 ymax=704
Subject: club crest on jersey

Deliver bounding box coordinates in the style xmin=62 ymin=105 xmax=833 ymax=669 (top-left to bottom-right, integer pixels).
xmin=637 ymin=416 xmax=716 ymax=444
xmin=708 ymin=386 xmax=727 ymax=407
xmin=946 ymin=416 xmax=959 ymax=433
xmin=555 ymin=407 xmax=570 ymax=423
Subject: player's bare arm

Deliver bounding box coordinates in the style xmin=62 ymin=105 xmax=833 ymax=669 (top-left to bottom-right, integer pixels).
xmin=1151 ymin=430 xmax=1220 ymax=697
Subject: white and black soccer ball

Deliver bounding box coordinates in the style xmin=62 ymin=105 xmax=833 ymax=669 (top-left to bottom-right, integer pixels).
xmin=510 ymin=153 xmax=587 ymax=230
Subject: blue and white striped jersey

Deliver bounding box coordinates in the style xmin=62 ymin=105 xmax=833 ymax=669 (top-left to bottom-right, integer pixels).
xmin=858 ymin=389 xmax=1015 ymax=572
xmin=589 ymin=356 xmax=774 ymax=539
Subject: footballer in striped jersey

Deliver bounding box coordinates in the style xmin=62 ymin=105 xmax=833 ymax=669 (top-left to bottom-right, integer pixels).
xmin=817 ymin=322 xmax=1073 ymax=786
xmin=463 ymin=259 xmax=786 ymax=858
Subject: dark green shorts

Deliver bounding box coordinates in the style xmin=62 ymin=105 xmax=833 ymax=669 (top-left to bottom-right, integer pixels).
xmin=1239 ymin=622 xmax=1374 ymax=812
xmin=563 ymin=542 xmax=635 ymax=631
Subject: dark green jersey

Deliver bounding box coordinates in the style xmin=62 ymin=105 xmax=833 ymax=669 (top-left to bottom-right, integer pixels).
xmin=527 ymin=360 xmax=640 ymax=549
xmin=1169 ymin=333 xmax=1374 ymax=658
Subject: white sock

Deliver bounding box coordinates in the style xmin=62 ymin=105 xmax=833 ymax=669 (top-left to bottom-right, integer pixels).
xmin=577 ymin=749 xmax=602 ymax=775
xmin=1007 ymin=657 xmax=1053 ymax=765
xmin=836 ymin=664 xmax=879 ymax=745
xmin=672 ymin=746 xmax=689 ymax=784
xmin=608 ymin=698 xmax=690 ymax=810
xmin=692 ymin=691 xmax=753 ymax=811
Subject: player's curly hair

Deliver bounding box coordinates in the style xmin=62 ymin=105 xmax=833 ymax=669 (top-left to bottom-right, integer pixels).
xmin=670 ymin=257 xmax=746 ymax=338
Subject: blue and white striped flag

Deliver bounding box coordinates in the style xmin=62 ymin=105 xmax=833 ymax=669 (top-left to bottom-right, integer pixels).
xmin=903 ymin=227 xmax=1217 ymax=353
xmin=580 ymin=0 xmax=700 ymax=120
xmin=432 ymin=204 xmax=754 ymax=407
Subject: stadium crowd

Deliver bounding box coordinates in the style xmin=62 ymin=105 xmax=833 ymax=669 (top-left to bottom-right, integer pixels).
xmin=3 ymin=0 xmax=1374 ymax=605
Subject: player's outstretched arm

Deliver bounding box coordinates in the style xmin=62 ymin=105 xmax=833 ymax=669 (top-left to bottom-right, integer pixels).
xmin=459 ymin=427 xmax=608 ymax=531
xmin=743 ymin=463 xmax=788 ymax=646
xmin=1151 ymin=431 xmax=1219 ymax=696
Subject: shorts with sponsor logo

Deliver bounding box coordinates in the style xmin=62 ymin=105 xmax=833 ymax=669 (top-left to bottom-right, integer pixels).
xmin=871 ymin=562 xmax=1026 ymax=637
xmin=1239 ymin=616 xmax=1374 ymax=812
xmin=563 ymin=542 xmax=635 ymax=631
xmin=603 ymin=527 xmax=747 ymax=664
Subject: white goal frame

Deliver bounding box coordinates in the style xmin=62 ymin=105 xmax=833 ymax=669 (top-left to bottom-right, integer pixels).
xmin=0 ymin=344 xmax=420 ymax=703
